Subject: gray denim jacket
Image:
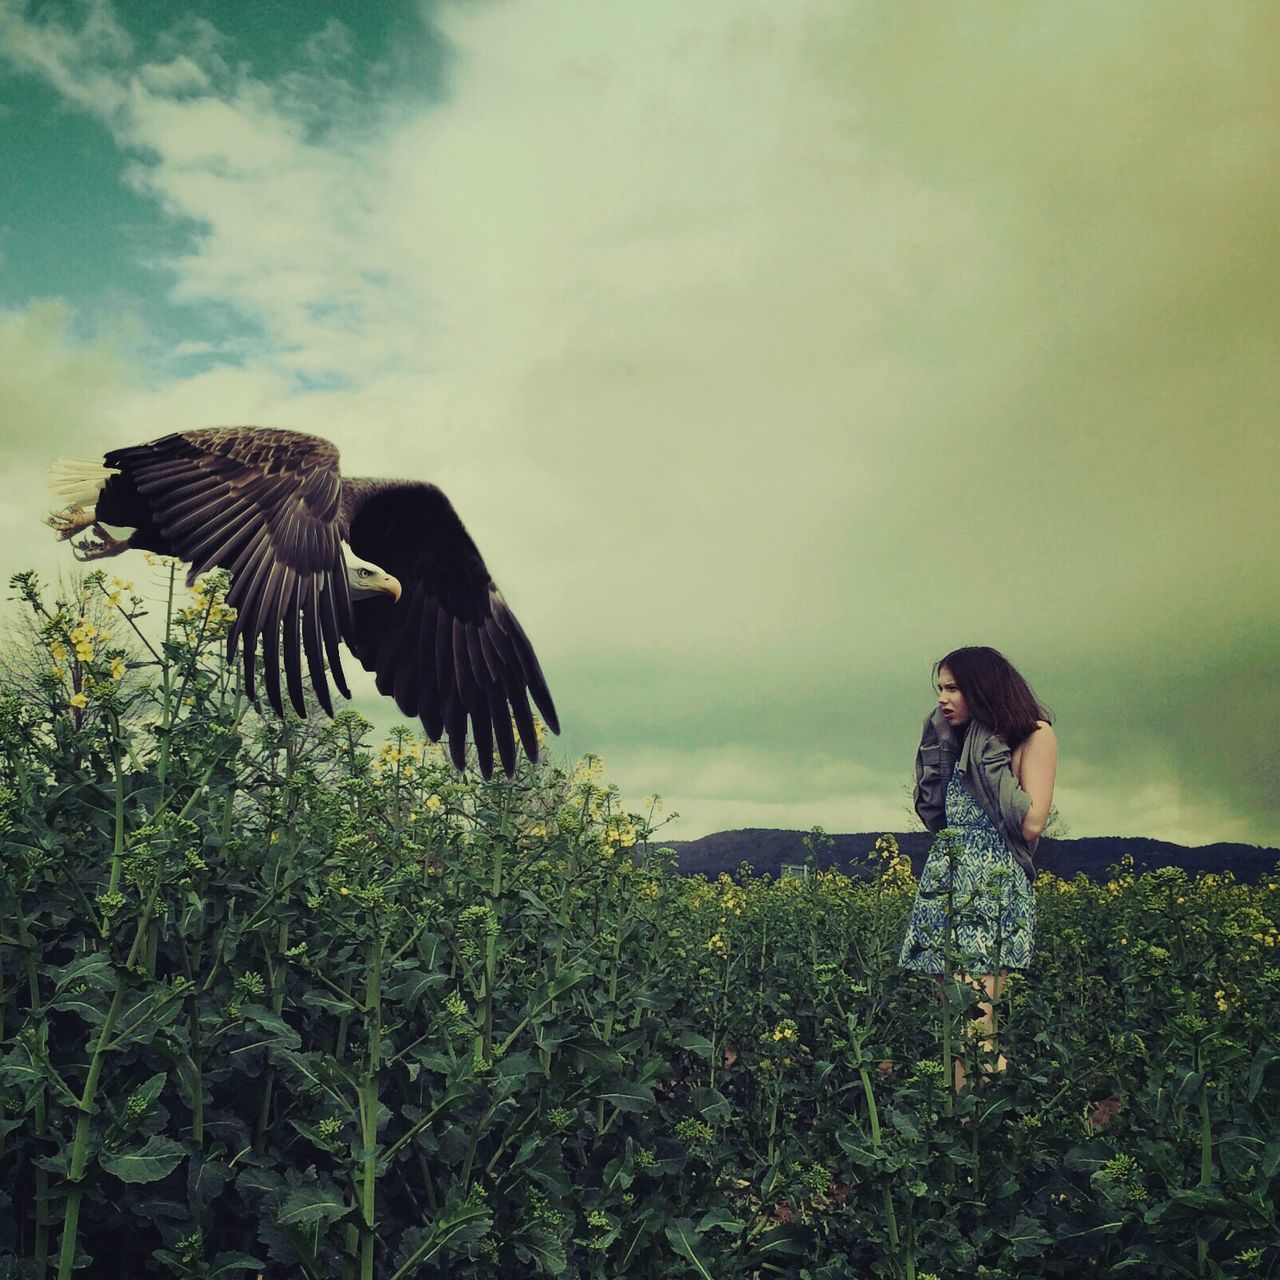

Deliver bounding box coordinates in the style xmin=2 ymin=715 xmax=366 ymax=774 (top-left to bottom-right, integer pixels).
xmin=913 ymin=707 xmax=1038 ymax=883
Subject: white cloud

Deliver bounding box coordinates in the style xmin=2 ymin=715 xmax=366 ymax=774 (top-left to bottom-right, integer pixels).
xmin=136 ymin=54 xmax=209 ymax=96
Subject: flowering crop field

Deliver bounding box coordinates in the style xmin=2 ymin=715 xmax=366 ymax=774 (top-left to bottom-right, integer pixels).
xmin=1 ymin=568 xmax=1278 ymax=1280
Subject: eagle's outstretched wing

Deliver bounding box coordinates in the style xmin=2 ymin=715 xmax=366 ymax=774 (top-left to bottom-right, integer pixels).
xmin=344 ymin=482 xmax=559 ymax=779
xmin=105 ymin=427 xmax=352 ymax=716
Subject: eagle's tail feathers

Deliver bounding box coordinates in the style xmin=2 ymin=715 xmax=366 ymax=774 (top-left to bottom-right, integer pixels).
xmin=47 ymin=457 xmax=117 ymax=508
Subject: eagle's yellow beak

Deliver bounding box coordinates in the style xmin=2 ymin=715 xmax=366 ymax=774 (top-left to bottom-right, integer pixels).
xmin=381 ymin=574 xmax=402 ymax=602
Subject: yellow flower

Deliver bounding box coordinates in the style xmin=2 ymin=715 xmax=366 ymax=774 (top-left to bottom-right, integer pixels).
xmin=75 ymin=644 xmax=95 ymax=662
xmin=339 ymin=886 xmax=350 ymax=897
xmin=51 ymin=643 xmax=67 ymax=662
xmin=68 ymin=692 xmax=88 ymax=709
xmin=425 ymin=795 xmax=443 ymax=813
xmin=110 ymin=657 xmax=126 ymax=681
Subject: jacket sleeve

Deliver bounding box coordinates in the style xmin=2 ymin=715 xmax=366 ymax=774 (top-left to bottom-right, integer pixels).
xmin=973 ymin=731 xmax=1036 ymax=853
xmin=913 ymin=711 xmax=946 ymax=833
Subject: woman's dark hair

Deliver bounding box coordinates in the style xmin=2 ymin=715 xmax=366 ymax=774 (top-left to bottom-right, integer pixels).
xmin=933 ymin=646 xmax=1052 ymax=749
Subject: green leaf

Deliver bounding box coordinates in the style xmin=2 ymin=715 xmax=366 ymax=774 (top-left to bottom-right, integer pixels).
xmin=696 ymin=1204 xmax=745 ymax=1236
xmin=278 ymin=1183 xmax=350 ymax=1227
xmin=664 ymin=1218 xmax=714 ymax=1280
xmin=384 ymin=968 xmax=447 ymax=1005
xmin=1248 ymin=1048 xmax=1279 ymax=1102
xmin=188 ymin=1155 xmax=234 ymax=1215
xmin=747 ymin=1224 xmax=809 ymax=1259
xmin=513 ymin=1237 xmax=569 ymax=1275
xmin=835 ymin=1129 xmax=875 ymax=1163
xmin=127 ymin=1071 xmax=168 ymax=1114
xmin=45 ymin=950 xmax=114 ymax=997
xmin=0 ymin=1048 xmax=45 ymax=1091
xmin=233 ymin=1004 xmax=302 ymax=1052
xmin=494 ymin=1050 xmax=542 ymax=1087
xmin=888 ymin=1108 xmax=921 ymax=1141
xmin=689 ymin=1087 xmax=731 ymax=1124
xmin=273 ymin=1048 xmax=355 ymax=1106
xmin=300 ymin=990 xmax=358 ymax=1015
xmin=206 ymin=1253 xmax=268 ymax=1278
xmin=676 ymin=1030 xmax=715 ymax=1058
xmin=99 ymin=1135 xmax=186 ymax=1184
xmin=599 ymin=1079 xmax=655 ymax=1114
xmin=1004 ymin=1212 xmax=1054 ymax=1259
xmin=546 ymin=965 xmax=594 ymax=1001
xmin=564 ymin=1035 xmax=624 ymax=1075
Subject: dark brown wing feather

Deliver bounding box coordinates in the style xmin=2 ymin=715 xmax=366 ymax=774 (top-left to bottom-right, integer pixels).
xmin=104 ymin=427 xmax=353 ymax=716
xmin=344 ymin=482 xmax=559 ymax=779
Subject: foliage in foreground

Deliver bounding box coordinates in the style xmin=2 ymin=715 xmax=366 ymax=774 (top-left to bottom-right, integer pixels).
xmin=1 ymin=567 xmax=1278 ymax=1280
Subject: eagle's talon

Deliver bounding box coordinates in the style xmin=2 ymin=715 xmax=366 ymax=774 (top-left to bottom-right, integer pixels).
xmin=46 ymin=505 xmax=97 ymax=540
xmin=72 ymin=525 xmax=127 ymax=561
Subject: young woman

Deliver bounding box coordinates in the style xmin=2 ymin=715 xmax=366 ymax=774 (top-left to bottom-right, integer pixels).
xmin=898 ymin=646 xmax=1058 ymax=1094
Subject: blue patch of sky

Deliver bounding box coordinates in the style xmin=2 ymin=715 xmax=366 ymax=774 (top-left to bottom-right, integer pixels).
xmin=0 ymin=70 xmax=214 ymax=353
xmin=1 ymin=0 xmax=459 ymax=378
xmin=292 ymin=369 xmax=356 ymax=393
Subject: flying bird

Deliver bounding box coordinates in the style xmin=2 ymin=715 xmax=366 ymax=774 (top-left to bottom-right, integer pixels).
xmin=45 ymin=426 xmax=559 ymax=778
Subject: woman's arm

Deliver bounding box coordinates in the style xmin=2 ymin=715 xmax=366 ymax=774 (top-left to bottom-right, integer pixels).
xmin=1017 ymin=722 xmax=1058 ymax=841
xmin=914 ymin=710 xmax=947 ymax=832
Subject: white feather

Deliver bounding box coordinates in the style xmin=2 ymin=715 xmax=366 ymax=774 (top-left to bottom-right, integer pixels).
xmin=47 ymin=457 xmax=117 ymax=508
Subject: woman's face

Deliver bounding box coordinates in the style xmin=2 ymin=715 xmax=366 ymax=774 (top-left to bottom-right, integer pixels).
xmin=936 ymin=665 xmax=972 ymax=727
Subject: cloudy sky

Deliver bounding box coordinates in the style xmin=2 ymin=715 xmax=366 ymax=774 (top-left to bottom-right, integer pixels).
xmin=2 ymin=0 xmax=1276 ymax=847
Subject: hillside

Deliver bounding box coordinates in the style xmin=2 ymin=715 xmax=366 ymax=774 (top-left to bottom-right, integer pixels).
xmin=659 ymin=829 xmax=1280 ymax=885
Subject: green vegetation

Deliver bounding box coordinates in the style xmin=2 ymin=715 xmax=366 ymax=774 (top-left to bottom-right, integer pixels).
xmin=1 ymin=567 xmax=1278 ymax=1278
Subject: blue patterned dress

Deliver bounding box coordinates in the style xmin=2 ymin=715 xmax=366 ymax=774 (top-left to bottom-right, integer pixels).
xmin=898 ymin=773 xmax=1035 ymax=974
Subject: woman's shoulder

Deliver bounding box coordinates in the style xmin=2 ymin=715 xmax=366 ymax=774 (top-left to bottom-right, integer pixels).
xmin=1008 ymin=720 xmax=1054 ymax=754
xmin=1016 ymin=720 xmax=1055 ymax=742
xmin=1014 ymin=721 xmax=1057 ymax=764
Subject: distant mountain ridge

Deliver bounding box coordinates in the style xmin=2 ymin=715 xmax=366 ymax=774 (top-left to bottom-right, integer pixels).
xmin=659 ymin=829 xmax=1280 ymax=885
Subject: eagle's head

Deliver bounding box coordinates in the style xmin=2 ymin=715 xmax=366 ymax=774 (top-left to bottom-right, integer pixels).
xmin=344 ymin=546 xmax=401 ymax=601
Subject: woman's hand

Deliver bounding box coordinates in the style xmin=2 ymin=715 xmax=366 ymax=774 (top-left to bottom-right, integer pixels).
xmin=1017 ymin=721 xmax=1058 ymax=841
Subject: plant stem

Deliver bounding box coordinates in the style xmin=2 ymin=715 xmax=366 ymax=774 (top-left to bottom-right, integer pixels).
xmin=56 ymin=869 xmax=165 ymax=1280
xmin=11 ymin=898 xmax=51 ymax=1272
xmin=358 ymin=933 xmax=383 ymax=1280
xmin=857 ymin=1062 xmax=901 ymax=1254
xmin=157 ymin=562 xmax=176 ymax=807
xmin=1196 ymin=1036 xmax=1213 ymax=1276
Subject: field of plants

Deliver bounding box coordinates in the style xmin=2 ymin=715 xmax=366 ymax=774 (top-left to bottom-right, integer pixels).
xmin=1 ymin=566 xmax=1278 ymax=1279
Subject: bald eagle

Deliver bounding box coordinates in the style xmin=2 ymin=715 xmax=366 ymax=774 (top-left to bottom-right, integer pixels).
xmin=45 ymin=426 xmax=559 ymax=779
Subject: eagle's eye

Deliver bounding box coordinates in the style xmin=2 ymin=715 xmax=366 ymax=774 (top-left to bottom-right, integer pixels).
xmin=358 ymin=568 xmax=372 ymax=578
